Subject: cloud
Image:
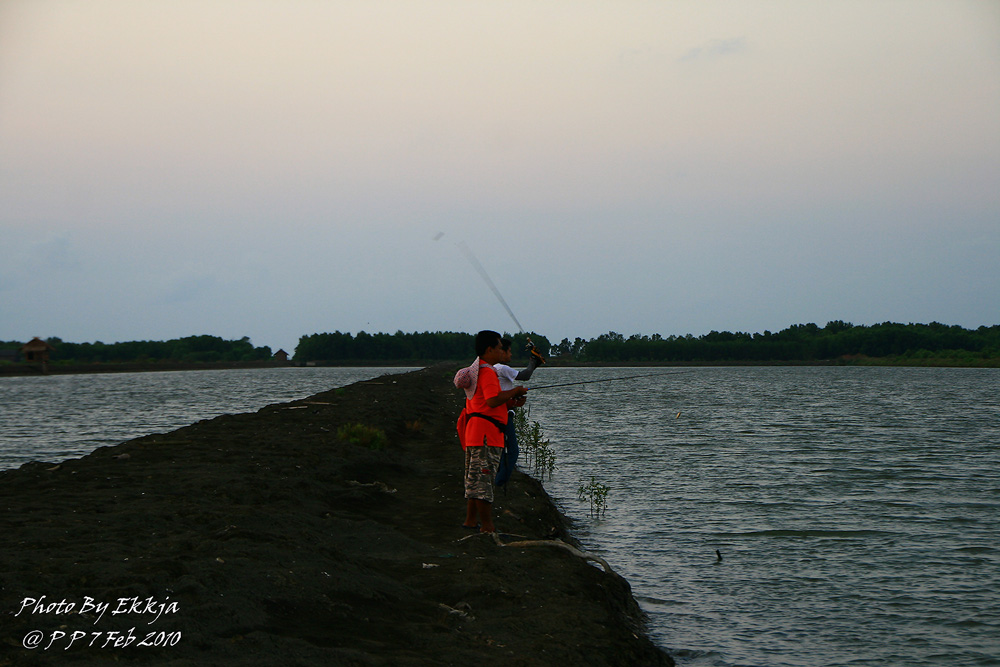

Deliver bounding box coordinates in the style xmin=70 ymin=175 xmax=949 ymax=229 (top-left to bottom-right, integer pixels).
xmin=679 ymin=37 xmax=748 ymax=63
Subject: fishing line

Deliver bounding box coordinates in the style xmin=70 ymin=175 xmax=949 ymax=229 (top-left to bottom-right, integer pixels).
xmin=527 ymin=370 xmax=687 ymax=391
xmin=457 ymin=240 xmax=526 ymax=334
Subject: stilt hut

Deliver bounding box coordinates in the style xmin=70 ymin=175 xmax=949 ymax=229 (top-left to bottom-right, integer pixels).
xmin=21 ymin=337 xmax=55 ymax=363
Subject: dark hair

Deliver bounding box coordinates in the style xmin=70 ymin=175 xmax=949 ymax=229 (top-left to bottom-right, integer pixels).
xmin=475 ymin=330 xmax=502 ymax=357
xmin=500 ymin=337 xmax=512 ymax=351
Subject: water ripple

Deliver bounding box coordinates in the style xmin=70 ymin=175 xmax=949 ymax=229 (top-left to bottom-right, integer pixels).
xmin=0 ymin=367 xmax=415 ymax=470
xmin=527 ymin=366 xmax=1000 ymax=667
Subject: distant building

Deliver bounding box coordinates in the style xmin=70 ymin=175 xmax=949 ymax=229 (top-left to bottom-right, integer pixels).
xmin=273 ymin=349 xmax=289 ymax=362
xmin=21 ymin=337 xmax=55 ymax=363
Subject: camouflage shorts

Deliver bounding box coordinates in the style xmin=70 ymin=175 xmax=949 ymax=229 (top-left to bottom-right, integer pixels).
xmin=464 ymin=446 xmax=502 ymax=503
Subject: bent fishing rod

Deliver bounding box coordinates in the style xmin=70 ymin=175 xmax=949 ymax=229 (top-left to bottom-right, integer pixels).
xmin=455 ymin=239 xmax=675 ymax=379
xmin=456 ymin=239 xmax=547 ymax=359
xmin=457 ymin=240 xmax=527 ymax=335
xmin=525 ymin=370 xmax=687 ymax=391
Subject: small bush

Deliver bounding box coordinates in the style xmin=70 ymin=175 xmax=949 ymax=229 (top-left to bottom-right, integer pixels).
xmin=514 ymin=407 xmax=556 ymax=481
xmin=577 ymin=477 xmax=610 ymax=518
xmin=337 ymin=423 xmax=388 ymax=450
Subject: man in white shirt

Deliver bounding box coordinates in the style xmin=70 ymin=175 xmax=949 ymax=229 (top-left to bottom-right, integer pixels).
xmin=492 ymin=338 xmax=544 ymax=489
xmin=493 ymin=338 xmax=543 ymax=391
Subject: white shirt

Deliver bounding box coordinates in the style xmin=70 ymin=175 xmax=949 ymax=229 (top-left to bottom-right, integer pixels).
xmin=492 ymin=363 xmax=518 ymax=391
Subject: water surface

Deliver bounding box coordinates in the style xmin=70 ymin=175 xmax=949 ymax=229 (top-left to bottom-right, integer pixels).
xmin=524 ymin=366 xmax=999 ymax=667
xmin=0 ymin=367 xmax=415 ymax=470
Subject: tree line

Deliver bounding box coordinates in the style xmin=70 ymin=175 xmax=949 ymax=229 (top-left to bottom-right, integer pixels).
xmin=549 ymin=321 xmax=1000 ymax=365
xmin=3 ymin=322 xmax=998 ymax=366
xmin=0 ymin=335 xmax=273 ymax=364
xmin=292 ymin=322 xmax=999 ymax=365
xmin=293 ymin=331 xmax=548 ymax=364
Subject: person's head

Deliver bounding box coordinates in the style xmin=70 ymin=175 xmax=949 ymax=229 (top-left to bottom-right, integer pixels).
xmin=475 ymin=330 xmax=503 ymax=359
xmin=499 ymin=337 xmax=513 ymax=363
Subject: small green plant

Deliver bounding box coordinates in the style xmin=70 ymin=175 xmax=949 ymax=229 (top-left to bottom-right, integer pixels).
xmin=337 ymin=423 xmax=388 ymax=451
xmin=577 ymin=477 xmax=610 ymax=518
xmin=513 ymin=407 xmax=556 ymax=481
xmin=513 ymin=406 xmax=530 ymax=450
xmin=531 ymin=423 xmax=556 ymax=482
xmin=513 ymin=406 xmax=533 ymax=467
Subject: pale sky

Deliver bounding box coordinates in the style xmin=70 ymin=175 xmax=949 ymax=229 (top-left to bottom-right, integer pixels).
xmin=2 ymin=0 xmax=998 ymax=354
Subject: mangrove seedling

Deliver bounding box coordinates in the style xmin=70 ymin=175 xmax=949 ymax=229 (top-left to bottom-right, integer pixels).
xmin=514 ymin=407 xmax=556 ymax=480
xmin=532 ymin=427 xmax=556 ymax=482
xmin=577 ymin=477 xmax=610 ymax=518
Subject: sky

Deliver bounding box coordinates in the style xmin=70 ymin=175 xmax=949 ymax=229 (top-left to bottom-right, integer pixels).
xmin=1 ymin=0 xmax=998 ymax=354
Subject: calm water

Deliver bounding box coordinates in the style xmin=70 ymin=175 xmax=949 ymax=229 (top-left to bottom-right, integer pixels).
xmin=0 ymin=367 xmax=415 ymax=470
xmin=524 ymin=366 xmax=1000 ymax=667
xmin=2 ymin=366 xmax=997 ymax=666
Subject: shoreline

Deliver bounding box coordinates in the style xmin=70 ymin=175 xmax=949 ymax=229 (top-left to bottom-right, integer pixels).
xmin=0 ymin=360 xmax=295 ymax=376
xmin=0 ymin=365 xmax=673 ymax=665
xmin=3 ymin=355 xmax=995 ymax=378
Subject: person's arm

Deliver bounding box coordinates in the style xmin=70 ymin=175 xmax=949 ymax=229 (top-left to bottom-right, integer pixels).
xmin=507 ymin=394 xmax=527 ymax=409
xmin=514 ymin=355 xmax=540 ymax=381
xmin=486 ymin=385 xmax=527 ymax=408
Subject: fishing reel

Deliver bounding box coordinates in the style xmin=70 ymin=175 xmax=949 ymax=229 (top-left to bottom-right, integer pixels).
xmin=525 ymin=337 xmax=547 ymax=365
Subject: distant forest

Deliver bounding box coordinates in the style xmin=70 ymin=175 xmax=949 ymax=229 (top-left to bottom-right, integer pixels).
xmin=295 ymin=322 xmax=1000 ymax=366
xmin=3 ymin=322 xmax=999 ymax=367
xmin=0 ymin=335 xmax=273 ymax=364
xmin=547 ymin=321 xmax=1000 ymax=366
xmin=293 ymin=331 xmax=541 ymax=364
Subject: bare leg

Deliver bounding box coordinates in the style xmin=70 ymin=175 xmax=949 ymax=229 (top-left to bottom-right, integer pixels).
xmin=476 ymin=499 xmax=495 ymax=533
xmin=463 ymin=499 xmax=479 ymax=528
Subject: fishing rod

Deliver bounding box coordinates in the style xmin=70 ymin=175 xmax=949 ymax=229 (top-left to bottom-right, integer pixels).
xmin=526 ymin=370 xmax=687 ymax=391
xmin=451 ymin=236 xmax=683 ymax=391
xmin=457 ymin=240 xmax=526 ymax=334
xmin=455 ymin=238 xmax=546 ymax=363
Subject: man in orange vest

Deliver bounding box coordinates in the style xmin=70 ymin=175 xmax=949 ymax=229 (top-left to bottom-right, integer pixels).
xmin=460 ymin=330 xmax=527 ymax=533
